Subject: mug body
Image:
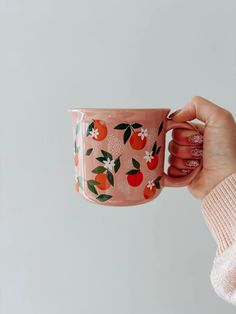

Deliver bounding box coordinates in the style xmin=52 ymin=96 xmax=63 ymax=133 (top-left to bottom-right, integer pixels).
xmin=70 ymin=108 xmax=170 ymax=206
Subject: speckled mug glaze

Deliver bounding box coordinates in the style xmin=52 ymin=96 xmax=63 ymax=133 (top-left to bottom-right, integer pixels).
xmin=70 ymin=108 xmax=202 ymax=206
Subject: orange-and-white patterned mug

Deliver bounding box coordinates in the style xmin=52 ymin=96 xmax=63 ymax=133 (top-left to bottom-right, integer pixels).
xmin=69 ymin=108 xmax=202 ymax=206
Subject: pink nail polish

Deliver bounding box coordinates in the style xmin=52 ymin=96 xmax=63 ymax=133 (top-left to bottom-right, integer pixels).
xmin=181 ymin=169 xmax=192 ymax=174
xmin=185 ymin=159 xmax=200 ymax=167
xmin=188 ymin=134 xmax=203 ymax=145
xmin=191 ymin=148 xmax=203 ymax=157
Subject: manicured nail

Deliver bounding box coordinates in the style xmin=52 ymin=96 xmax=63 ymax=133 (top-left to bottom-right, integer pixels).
xmin=168 ymin=109 xmax=181 ymax=119
xmin=191 ymin=148 xmax=203 ymax=157
xmin=185 ymin=159 xmax=200 ymax=167
xmin=188 ymin=134 xmax=203 ymax=145
xmin=181 ymin=169 xmax=192 ymax=175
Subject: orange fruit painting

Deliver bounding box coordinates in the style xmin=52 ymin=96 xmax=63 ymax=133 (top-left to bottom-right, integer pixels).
xmin=130 ymin=132 xmax=147 ymax=150
xmin=127 ymin=171 xmax=143 ymax=187
xmin=126 ymin=158 xmax=143 ymax=187
xmin=147 ymin=154 xmax=158 ymax=170
xmin=87 ymin=120 xmax=108 ymax=141
xmin=95 ymin=173 xmax=111 ymax=190
xmin=114 ymin=122 xmax=148 ymax=150
xmin=144 ymin=142 xmax=161 ymax=170
xmin=143 ymin=176 xmax=162 ymax=199
xmin=143 ymin=181 xmax=156 ymax=199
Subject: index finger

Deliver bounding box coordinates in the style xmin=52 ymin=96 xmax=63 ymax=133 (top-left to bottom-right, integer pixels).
xmin=172 ymin=96 xmax=230 ymax=126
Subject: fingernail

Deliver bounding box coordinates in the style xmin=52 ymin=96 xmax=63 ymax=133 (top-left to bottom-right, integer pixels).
xmin=191 ymin=148 xmax=203 ymax=157
xmin=168 ymin=109 xmax=181 ymax=119
xmin=181 ymin=169 xmax=192 ymax=175
xmin=188 ymin=134 xmax=204 ymax=145
xmin=185 ymin=159 xmax=200 ymax=167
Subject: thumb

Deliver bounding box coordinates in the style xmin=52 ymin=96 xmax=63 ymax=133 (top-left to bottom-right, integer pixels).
xmin=171 ymin=96 xmax=227 ymax=126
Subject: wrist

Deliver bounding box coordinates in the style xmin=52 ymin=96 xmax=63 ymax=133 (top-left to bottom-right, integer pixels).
xmin=202 ymin=167 xmax=236 ymax=199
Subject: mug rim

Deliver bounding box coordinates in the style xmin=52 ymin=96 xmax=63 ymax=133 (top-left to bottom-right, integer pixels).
xmin=69 ymin=107 xmax=171 ymax=112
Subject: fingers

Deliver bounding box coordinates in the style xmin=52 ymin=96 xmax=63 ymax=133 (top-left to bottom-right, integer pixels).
xmin=168 ymin=140 xmax=203 ymax=159
xmin=171 ymin=96 xmax=234 ymax=126
xmin=171 ymin=129 xmax=204 ymax=146
xmin=168 ymin=166 xmax=192 ymax=177
xmin=168 ymin=154 xmax=201 ymax=170
xmin=168 ymin=122 xmax=203 ymax=176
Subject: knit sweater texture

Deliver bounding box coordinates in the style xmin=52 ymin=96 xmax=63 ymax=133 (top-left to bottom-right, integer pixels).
xmin=201 ymin=172 xmax=236 ymax=305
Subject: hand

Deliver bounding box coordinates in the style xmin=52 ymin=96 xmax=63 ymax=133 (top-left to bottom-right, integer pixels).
xmin=168 ymin=96 xmax=236 ymax=199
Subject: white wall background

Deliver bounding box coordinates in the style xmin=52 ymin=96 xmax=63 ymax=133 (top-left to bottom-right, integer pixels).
xmin=1 ymin=0 xmax=236 ymax=313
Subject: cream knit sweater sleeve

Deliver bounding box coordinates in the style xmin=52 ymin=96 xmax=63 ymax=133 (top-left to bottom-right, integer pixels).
xmin=201 ymin=172 xmax=236 ymax=305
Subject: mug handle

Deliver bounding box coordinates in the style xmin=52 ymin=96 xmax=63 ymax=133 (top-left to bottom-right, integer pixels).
xmin=163 ymin=119 xmax=203 ymax=187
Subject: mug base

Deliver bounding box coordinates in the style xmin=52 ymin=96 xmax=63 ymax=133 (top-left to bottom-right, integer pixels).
xmin=79 ymin=191 xmax=162 ymax=207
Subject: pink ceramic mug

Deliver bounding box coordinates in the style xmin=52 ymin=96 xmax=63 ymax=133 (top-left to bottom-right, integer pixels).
xmin=69 ymin=108 xmax=202 ymax=206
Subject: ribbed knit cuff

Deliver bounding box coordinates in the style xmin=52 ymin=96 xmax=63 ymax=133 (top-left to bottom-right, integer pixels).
xmin=201 ymin=173 xmax=236 ymax=256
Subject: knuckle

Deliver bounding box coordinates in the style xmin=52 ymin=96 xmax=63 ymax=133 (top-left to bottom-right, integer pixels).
xmin=168 ymin=140 xmax=177 ymax=155
xmin=190 ymin=95 xmax=202 ymax=103
xmin=171 ymin=129 xmax=176 ymax=138
xmin=168 ymin=140 xmax=173 ymax=152
xmin=172 ymin=128 xmax=181 ymax=139
xmin=175 ymin=144 xmax=182 ymax=156
xmin=167 ymin=166 xmax=175 ymax=176
xmin=221 ymin=109 xmax=234 ymax=121
xmin=168 ymin=141 xmax=182 ymax=157
xmin=168 ymin=154 xmax=174 ymax=164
